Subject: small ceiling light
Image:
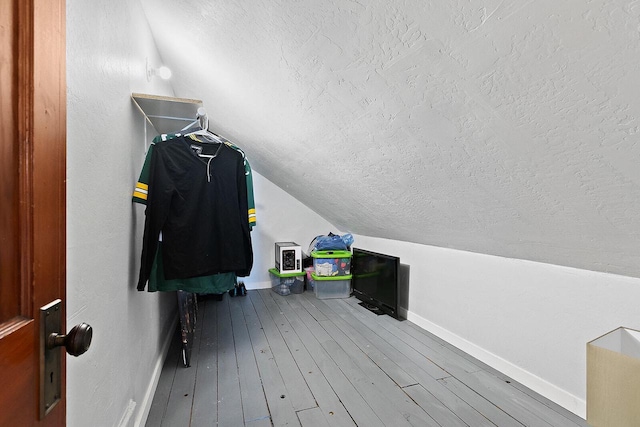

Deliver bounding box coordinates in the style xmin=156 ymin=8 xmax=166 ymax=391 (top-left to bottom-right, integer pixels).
xmin=156 ymin=66 xmax=172 ymax=80
xmin=146 ymin=59 xmax=172 ymax=81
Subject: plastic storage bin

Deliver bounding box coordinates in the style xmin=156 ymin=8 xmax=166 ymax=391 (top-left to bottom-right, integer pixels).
xmin=304 ymin=267 xmax=315 ymax=290
xmin=269 ymin=268 xmax=305 ymax=296
xmin=311 ymin=250 xmax=352 ymax=277
xmin=311 ymin=273 xmax=352 ymax=299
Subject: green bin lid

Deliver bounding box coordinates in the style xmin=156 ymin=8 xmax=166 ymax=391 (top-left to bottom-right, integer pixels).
xmin=310 ymin=272 xmax=352 ymax=281
xmin=310 ymin=250 xmax=352 ymax=258
xmin=268 ymin=268 xmax=305 ymax=278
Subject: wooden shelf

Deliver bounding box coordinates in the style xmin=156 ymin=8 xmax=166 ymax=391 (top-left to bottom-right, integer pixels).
xmin=131 ymin=93 xmax=203 ymax=135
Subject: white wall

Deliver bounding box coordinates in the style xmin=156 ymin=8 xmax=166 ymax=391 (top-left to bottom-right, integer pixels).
xmin=66 ymin=4 xmax=341 ymax=426
xmin=241 ymin=171 xmax=344 ymax=290
xmin=66 ymin=0 xmax=638 ymax=424
xmin=352 ymin=234 xmax=640 ymax=418
xmin=141 ymin=0 xmax=640 ymax=281
xmin=66 ymin=1 xmax=178 ymax=426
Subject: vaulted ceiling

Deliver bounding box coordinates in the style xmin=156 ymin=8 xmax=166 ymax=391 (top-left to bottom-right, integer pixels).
xmin=139 ymin=0 xmax=640 ymax=278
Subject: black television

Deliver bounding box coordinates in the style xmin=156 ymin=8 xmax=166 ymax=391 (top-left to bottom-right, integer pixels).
xmin=351 ymin=247 xmax=400 ymax=319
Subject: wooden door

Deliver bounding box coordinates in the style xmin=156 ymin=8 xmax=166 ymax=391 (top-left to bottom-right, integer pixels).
xmin=0 ymin=0 xmax=67 ymax=426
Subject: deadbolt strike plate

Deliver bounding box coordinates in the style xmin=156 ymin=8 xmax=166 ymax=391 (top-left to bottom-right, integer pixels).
xmin=40 ymin=299 xmax=62 ymax=419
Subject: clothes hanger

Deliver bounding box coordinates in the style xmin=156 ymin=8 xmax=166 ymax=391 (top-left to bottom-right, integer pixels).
xmin=183 ymin=107 xmax=222 ymax=143
xmin=179 ymin=108 xmax=224 ymax=182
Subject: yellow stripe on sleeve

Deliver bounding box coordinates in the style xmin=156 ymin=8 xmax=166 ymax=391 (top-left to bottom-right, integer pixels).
xmin=133 ymin=183 xmax=148 ymax=200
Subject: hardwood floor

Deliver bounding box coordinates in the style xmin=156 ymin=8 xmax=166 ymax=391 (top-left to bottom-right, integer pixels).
xmin=146 ymin=289 xmax=588 ymax=427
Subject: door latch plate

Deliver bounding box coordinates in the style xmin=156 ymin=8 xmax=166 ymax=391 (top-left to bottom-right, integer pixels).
xmin=40 ymin=299 xmax=62 ymax=419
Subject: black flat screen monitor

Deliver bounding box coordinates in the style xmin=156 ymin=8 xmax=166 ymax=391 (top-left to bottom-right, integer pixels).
xmin=351 ymin=248 xmax=400 ymax=319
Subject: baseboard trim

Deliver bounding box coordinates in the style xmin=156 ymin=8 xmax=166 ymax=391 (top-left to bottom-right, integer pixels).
xmin=117 ymin=399 xmax=137 ymax=427
xmin=406 ymin=310 xmax=586 ymax=419
xmin=134 ymin=315 xmax=179 ymax=427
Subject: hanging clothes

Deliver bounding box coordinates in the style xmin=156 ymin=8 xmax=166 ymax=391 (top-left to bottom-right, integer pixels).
xmin=148 ymin=241 xmax=237 ymax=293
xmin=133 ymin=133 xmax=256 ymax=294
xmin=135 ymin=134 xmax=253 ymax=291
xmin=215 ymin=135 xmax=257 ymax=230
xmin=133 ymin=143 xmax=238 ymax=293
xmin=134 ymin=133 xmax=256 ymax=230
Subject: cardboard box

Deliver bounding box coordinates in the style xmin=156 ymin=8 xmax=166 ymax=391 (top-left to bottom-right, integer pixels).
xmin=587 ymin=327 xmax=640 ymax=427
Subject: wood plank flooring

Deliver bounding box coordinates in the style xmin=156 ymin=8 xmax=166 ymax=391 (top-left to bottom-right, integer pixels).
xmin=146 ymin=289 xmax=588 ymax=427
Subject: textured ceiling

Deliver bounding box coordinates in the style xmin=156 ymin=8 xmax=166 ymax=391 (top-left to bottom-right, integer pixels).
xmin=139 ymin=0 xmax=640 ymax=278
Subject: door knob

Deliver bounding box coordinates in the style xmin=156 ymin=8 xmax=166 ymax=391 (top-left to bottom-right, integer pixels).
xmin=47 ymin=322 xmax=93 ymax=356
xmin=40 ymin=300 xmax=92 ymax=417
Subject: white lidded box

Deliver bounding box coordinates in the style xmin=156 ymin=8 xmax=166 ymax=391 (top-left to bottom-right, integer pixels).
xmin=275 ymin=242 xmax=302 ymax=273
xmin=311 ymin=273 xmax=352 ymax=299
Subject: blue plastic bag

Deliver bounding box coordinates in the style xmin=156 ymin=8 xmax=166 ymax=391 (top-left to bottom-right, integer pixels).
xmin=309 ymin=233 xmax=354 ymax=252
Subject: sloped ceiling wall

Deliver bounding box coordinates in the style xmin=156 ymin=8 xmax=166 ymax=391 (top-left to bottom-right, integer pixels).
xmin=139 ymin=0 xmax=640 ymax=278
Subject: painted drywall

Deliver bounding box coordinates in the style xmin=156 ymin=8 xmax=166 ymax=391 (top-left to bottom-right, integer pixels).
xmin=352 ymin=234 xmax=640 ymax=417
xmin=140 ymin=0 xmax=640 ymax=279
xmin=66 ymin=1 xmax=178 ymax=426
xmin=65 ymin=3 xmax=342 ymax=426
xmin=134 ymin=2 xmax=640 ymax=416
xmin=65 ymin=0 xmax=640 ymax=424
xmin=242 ymin=171 xmax=345 ymax=290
